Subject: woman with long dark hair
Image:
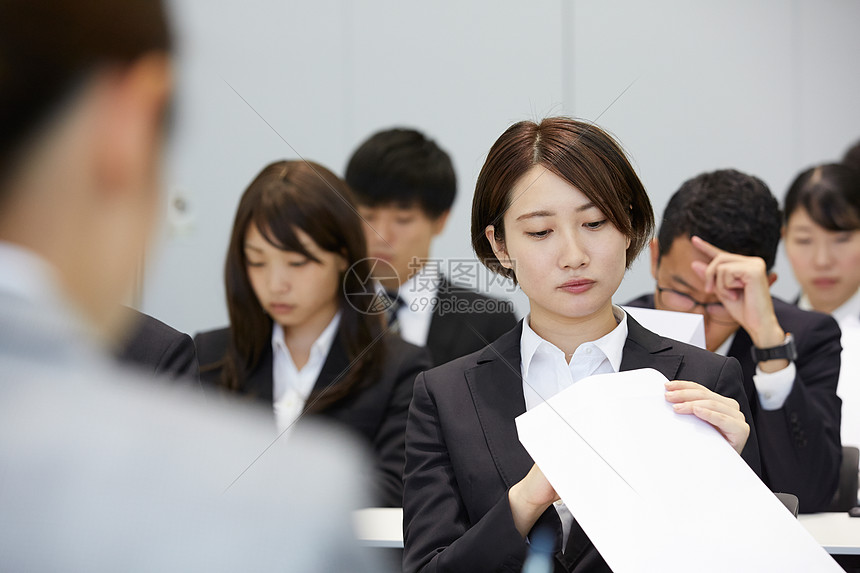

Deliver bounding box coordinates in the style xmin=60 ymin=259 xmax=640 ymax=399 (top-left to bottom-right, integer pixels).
xmin=784 ymin=162 xmax=860 ymax=451
xmin=195 ymin=159 xmax=431 ymax=506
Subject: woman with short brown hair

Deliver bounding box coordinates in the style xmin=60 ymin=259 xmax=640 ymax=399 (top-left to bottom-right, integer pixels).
xmin=402 ymin=117 xmax=760 ymax=573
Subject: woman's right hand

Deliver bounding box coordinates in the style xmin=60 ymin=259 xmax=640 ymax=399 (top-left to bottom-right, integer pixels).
xmin=508 ymin=464 xmax=560 ymax=538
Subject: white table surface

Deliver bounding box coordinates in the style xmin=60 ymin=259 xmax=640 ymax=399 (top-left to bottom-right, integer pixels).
xmin=798 ymin=512 xmax=860 ymax=555
xmin=353 ymin=508 xmax=403 ymax=549
xmin=355 ymin=508 xmax=860 ymax=555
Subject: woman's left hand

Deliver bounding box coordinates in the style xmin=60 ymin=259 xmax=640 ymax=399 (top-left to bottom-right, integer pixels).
xmin=664 ymin=379 xmax=750 ymax=454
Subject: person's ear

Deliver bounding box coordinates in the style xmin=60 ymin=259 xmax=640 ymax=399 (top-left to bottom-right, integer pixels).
xmin=649 ymin=237 xmax=660 ymax=279
xmin=485 ymin=225 xmax=512 ymax=270
xmin=93 ymin=53 xmax=172 ymax=199
xmin=431 ymin=210 xmax=451 ymax=236
xmin=337 ymin=252 xmax=349 ymax=273
xmin=767 ymin=271 xmax=778 ymax=287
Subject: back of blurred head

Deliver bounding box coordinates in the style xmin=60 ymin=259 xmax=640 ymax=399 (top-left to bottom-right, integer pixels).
xmin=843 ymin=139 xmax=860 ymax=174
xmin=0 ymin=0 xmax=172 ymax=339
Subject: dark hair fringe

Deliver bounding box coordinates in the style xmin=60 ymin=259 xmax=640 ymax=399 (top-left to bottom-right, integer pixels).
xmin=784 ymin=163 xmax=860 ymax=232
xmin=471 ymin=117 xmax=654 ymax=284
xmin=345 ymin=127 xmax=456 ymax=219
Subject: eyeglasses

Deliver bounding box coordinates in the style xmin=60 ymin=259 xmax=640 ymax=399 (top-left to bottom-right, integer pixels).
xmin=655 ymin=286 xmax=736 ymax=325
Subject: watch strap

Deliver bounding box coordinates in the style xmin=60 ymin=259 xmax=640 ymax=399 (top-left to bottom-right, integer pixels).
xmin=750 ymin=333 xmax=797 ymax=363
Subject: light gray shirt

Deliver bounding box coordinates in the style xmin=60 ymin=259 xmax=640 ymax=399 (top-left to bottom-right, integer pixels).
xmin=0 ymin=243 xmax=387 ymax=572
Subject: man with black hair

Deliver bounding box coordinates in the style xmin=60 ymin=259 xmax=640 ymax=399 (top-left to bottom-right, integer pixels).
xmin=627 ymin=169 xmax=842 ymax=513
xmin=346 ymin=128 xmax=516 ymax=367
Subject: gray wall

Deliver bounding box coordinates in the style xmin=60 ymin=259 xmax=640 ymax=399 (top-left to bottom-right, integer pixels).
xmin=142 ymin=0 xmax=860 ymax=335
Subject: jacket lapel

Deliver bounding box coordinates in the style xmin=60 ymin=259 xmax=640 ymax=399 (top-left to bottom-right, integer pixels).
xmin=425 ymin=278 xmax=458 ymax=360
xmin=242 ymin=344 xmax=275 ymax=402
xmin=464 ymin=321 xmax=535 ymax=488
xmin=466 ymin=316 xmax=686 ymax=484
xmin=312 ymin=334 xmax=351 ymax=395
xmin=727 ymin=328 xmax=753 ymax=368
xmin=620 ymin=316 xmax=683 ymax=381
xmin=241 ymin=333 xmax=352 ymax=404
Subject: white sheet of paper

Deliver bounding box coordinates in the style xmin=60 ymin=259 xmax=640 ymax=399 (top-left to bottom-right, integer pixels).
xmin=516 ymin=368 xmax=839 ymax=572
xmin=621 ymin=306 xmax=706 ymax=349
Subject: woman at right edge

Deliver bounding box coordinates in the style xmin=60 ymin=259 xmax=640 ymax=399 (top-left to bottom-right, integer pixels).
xmin=402 ymin=117 xmax=761 ymax=573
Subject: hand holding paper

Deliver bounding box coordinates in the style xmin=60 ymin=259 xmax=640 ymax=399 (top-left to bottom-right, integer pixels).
xmin=508 ymin=464 xmax=560 ymax=538
xmin=664 ymin=379 xmax=750 ymax=453
xmin=516 ymin=368 xmax=840 ymax=573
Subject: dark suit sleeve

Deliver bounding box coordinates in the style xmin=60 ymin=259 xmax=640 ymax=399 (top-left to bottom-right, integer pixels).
xmin=756 ymin=314 xmax=842 ymax=512
xmin=372 ymin=343 xmax=433 ymax=507
xmin=117 ymin=311 xmax=199 ymax=383
xmin=403 ymin=372 xmax=528 ymax=573
xmin=155 ymin=332 xmax=199 ymax=381
xmin=193 ymin=329 xmax=229 ymax=387
xmin=712 ymin=356 xmax=762 ymax=477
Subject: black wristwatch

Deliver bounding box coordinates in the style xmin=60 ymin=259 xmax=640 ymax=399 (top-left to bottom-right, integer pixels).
xmin=750 ymin=333 xmax=797 ymax=364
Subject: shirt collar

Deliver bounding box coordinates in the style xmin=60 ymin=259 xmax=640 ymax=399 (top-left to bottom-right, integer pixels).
xmin=597 ymin=305 xmax=629 ymax=371
xmin=800 ymin=288 xmax=860 ymax=324
xmin=0 ymin=241 xmax=63 ymax=304
xmin=519 ymin=316 xmax=545 ymax=381
xmin=520 ymin=305 xmax=629 ymax=379
xmin=388 ymin=264 xmax=441 ymax=312
xmin=271 ymin=309 xmax=342 ymax=361
xmin=713 ymin=331 xmax=736 ymax=356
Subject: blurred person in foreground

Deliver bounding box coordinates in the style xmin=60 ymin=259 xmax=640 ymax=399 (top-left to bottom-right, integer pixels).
xmin=843 ymin=139 xmax=860 ymax=174
xmin=0 ymin=1 xmax=386 ymax=571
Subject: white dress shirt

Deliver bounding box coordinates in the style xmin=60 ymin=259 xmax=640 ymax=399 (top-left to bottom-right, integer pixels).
xmin=800 ymin=289 xmax=860 ymax=449
xmin=0 ymin=244 xmax=387 ymax=571
xmin=0 ymin=241 xmax=63 ymax=304
xmin=712 ymin=327 xmax=796 ymax=411
xmin=520 ymin=305 xmax=629 ymax=548
xmin=0 ymin=241 xmax=102 ymax=344
xmin=272 ymin=311 xmax=341 ymax=434
xmin=389 ymin=265 xmax=440 ymax=347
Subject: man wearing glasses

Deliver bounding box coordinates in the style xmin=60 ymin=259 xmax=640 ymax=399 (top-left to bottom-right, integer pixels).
xmin=627 ymin=169 xmax=842 ymax=513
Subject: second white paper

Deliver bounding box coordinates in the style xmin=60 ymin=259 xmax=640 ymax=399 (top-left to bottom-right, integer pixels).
xmin=515 ymin=368 xmax=839 ymax=572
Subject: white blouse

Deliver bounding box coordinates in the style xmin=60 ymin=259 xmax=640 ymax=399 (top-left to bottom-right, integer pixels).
xmin=799 ymin=289 xmax=860 ymax=450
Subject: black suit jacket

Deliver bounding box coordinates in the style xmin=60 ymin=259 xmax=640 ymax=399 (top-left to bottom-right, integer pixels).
xmin=116 ymin=307 xmax=199 ymax=382
xmin=423 ymin=277 xmax=518 ymax=367
xmin=625 ymin=294 xmax=842 ymax=512
xmin=402 ymin=318 xmax=760 ymax=573
xmin=194 ymin=326 xmax=431 ymax=507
